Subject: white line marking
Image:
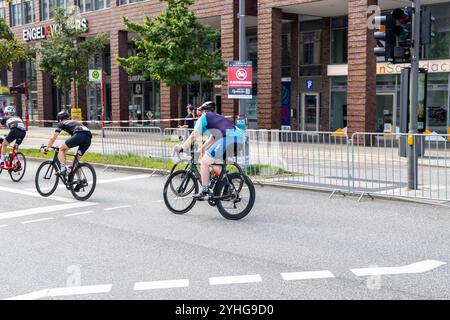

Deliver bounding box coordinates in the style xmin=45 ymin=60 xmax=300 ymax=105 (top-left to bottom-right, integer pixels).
xmin=21 ymin=217 xmax=55 ymax=224
xmin=0 ymin=185 xmax=74 ymax=203
xmin=64 ymin=211 xmax=94 ymax=217
xmin=104 ymin=205 xmax=131 ymax=211
xmin=0 ymin=225 xmax=8 ymax=228
xmin=281 ymin=270 xmax=335 ymax=281
xmin=97 ymin=174 xmax=150 ymax=185
xmin=134 ymin=279 xmax=189 ymax=291
xmin=209 ymin=274 xmax=262 ymax=286
xmin=3 ymin=285 xmax=112 ymax=300
xmin=0 ymin=202 xmax=98 ymax=221
xmin=351 ymin=260 xmax=447 ymax=277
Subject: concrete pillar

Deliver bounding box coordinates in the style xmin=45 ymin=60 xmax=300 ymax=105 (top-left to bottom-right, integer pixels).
xmin=110 ymin=30 xmax=129 ymax=125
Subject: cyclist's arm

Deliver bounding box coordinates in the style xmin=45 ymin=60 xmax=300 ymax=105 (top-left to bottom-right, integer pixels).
xmin=198 ymin=135 xmax=215 ymax=154
xmin=46 ymin=131 xmax=60 ymax=150
xmin=180 ymin=130 xmax=200 ymax=151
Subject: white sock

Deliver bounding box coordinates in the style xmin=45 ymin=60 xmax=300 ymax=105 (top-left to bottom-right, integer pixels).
xmin=60 ymin=164 xmax=67 ymax=172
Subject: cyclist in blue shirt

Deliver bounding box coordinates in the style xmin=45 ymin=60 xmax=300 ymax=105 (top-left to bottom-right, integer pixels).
xmin=174 ymin=101 xmax=245 ymax=200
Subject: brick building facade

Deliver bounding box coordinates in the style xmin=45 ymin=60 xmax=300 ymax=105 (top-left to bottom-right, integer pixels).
xmin=1 ymin=0 xmax=450 ymax=134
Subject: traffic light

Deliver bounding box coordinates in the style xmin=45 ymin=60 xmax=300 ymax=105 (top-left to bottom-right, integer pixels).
xmin=373 ymin=14 xmax=396 ymax=62
xmin=420 ymin=10 xmax=436 ymax=45
xmin=391 ymin=8 xmax=413 ymax=63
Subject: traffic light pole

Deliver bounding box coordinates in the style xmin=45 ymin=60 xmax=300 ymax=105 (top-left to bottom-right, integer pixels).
xmin=408 ymin=0 xmax=421 ymax=190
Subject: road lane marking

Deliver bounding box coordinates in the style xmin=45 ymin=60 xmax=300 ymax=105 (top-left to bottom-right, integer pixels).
xmin=22 ymin=217 xmax=55 ymax=224
xmin=104 ymin=205 xmax=131 ymax=211
xmin=64 ymin=211 xmax=94 ymax=217
xmin=0 ymin=185 xmax=74 ymax=203
xmin=281 ymin=270 xmax=335 ymax=281
xmin=97 ymin=174 xmax=150 ymax=185
xmin=4 ymin=284 xmax=113 ymax=300
xmin=134 ymin=279 xmax=189 ymax=291
xmin=209 ymin=274 xmax=262 ymax=286
xmin=350 ymin=260 xmax=447 ymax=276
xmin=0 ymin=202 xmax=98 ymax=221
xmin=0 ymin=225 xmax=8 ymax=228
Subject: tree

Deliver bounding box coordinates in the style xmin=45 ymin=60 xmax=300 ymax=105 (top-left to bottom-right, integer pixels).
xmin=0 ymin=17 xmax=28 ymax=71
xmin=36 ymin=7 xmax=108 ymax=111
xmin=117 ymin=0 xmax=226 ymax=120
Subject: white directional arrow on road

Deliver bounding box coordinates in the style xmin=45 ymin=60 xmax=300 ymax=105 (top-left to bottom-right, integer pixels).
xmin=350 ymin=260 xmax=447 ymax=277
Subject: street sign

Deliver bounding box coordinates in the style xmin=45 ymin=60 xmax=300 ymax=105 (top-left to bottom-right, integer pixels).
xmin=228 ymin=61 xmax=253 ymax=99
xmin=89 ymin=69 xmax=102 ymax=83
xmin=9 ymin=86 xmax=25 ymax=95
xmin=306 ymin=80 xmax=314 ymax=90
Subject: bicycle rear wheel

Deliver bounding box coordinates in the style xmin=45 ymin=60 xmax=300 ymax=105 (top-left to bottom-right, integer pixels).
xmin=163 ymin=170 xmax=199 ymax=214
xmin=9 ymin=152 xmax=26 ymax=182
xmin=69 ymin=163 xmax=97 ymax=201
xmin=35 ymin=160 xmax=59 ymax=197
xmin=215 ymin=173 xmax=255 ymax=221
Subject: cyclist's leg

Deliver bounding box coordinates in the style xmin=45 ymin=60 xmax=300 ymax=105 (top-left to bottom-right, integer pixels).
xmin=1 ymin=131 xmax=16 ymax=164
xmin=74 ymin=135 xmax=92 ymax=180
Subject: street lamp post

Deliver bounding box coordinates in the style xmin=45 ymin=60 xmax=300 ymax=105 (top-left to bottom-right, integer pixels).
xmin=238 ymin=0 xmax=246 ymax=116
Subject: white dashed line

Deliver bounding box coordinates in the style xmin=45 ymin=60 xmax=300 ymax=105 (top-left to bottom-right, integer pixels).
xmin=0 ymin=225 xmax=8 ymax=228
xmin=21 ymin=217 xmax=55 ymax=224
xmin=64 ymin=211 xmax=94 ymax=217
xmin=0 ymin=202 xmax=98 ymax=221
xmin=209 ymin=274 xmax=262 ymax=286
xmin=4 ymin=284 xmax=113 ymax=300
xmin=134 ymin=279 xmax=190 ymax=291
xmin=97 ymin=175 xmax=150 ymax=185
xmin=281 ymin=270 xmax=335 ymax=281
xmin=350 ymin=260 xmax=447 ymax=276
xmin=104 ymin=205 xmax=132 ymax=211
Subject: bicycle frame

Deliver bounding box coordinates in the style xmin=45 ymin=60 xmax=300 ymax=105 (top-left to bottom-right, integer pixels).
xmin=43 ymin=147 xmax=81 ymax=187
xmin=0 ymin=144 xmax=19 ymax=172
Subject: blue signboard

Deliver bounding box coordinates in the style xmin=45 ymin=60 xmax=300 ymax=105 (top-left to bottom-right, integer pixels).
xmin=306 ymin=80 xmax=314 ymax=90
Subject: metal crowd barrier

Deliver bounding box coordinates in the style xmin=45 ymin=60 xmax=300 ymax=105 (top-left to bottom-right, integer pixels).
xmin=351 ymin=132 xmax=450 ymax=203
xmin=101 ymin=127 xmax=450 ymax=205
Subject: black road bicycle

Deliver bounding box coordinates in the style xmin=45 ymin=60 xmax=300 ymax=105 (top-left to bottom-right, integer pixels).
xmin=35 ymin=145 xmax=97 ymax=201
xmin=163 ymin=145 xmax=256 ymax=220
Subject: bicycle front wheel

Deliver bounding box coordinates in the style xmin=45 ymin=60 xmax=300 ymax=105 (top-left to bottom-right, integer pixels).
xmin=163 ymin=170 xmax=199 ymax=215
xmin=9 ymin=152 xmax=26 ymax=182
xmin=215 ymin=173 xmax=255 ymax=221
xmin=35 ymin=160 xmax=59 ymax=197
xmin=69 ymin=163 xmax=97 ymax=201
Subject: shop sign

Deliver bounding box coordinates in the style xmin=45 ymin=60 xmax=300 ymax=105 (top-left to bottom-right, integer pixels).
xmin=133 ymin=83 xmax=143 ymax=95
xmin=228 ymin=61 xmax=253 ymax=99
xmin=22 ymin=19 xmax=88 ymax=42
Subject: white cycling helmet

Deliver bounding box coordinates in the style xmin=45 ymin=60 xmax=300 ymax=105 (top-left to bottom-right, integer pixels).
xmin=4 ymin=106 xmax=15 ymax=116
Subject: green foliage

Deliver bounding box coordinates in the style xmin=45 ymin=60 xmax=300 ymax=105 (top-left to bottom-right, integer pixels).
xmin=117 ymin=0 xmax=226 ymax=88
xmin=36 ymin=8 xmax=108 ymax=93
xmin=0 ymin=17 xmax=28 ymax=70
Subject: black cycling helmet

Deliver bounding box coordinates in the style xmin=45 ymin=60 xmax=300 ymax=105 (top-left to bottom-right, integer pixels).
xmin=198 ymin=101 xmax=216 ymax=112
xmin=57 ymin=110 xmax=70 ymax=121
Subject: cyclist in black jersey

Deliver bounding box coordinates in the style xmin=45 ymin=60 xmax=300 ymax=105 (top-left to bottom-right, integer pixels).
xmin=0 ymin=106 xmax=26 ymax=166
xmin=44 ymin=110 xmax=92 ymax=177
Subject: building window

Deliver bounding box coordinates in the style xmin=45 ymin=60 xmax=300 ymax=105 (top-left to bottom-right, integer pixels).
xmin=426 ymin=73 xmax=448 ymax=133
xmin=331 ymin=17 xmax=348 ymax=64
xmin=118 ymin=0 xmax=143 ymax=5
xmin=330 ymin=76 xmax=348 ymax=131
xmin=299 ymin=19 xmax=322 ymax=77
xmin=10 ymin=0 xmax=35 ymax=26
xmin=41 ymin=0 xmax=67 ymax=21
xmin=78 ymin=0 xmax=110 ymax=13
xmin=0 ymin=1 xmax=6 ymax=20
xmin=423 ymin=4 xmax=450 ymax=60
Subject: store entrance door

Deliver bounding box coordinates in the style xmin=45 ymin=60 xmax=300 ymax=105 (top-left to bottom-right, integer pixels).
xmin=376 ymin=93 xmax=396 ymax=133
xmin=129 ymin=95 xmax=144 ymax=122
xmin=301 ymin=93 xmax=320 ymax=131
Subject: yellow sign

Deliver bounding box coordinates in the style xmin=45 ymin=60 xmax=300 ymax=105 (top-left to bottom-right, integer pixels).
xmin=408 ymin=135 xmax=414 ymax=146
xmin=71 ymin=107 xmax=83 ymax=121
xmin=332 ymin=128 xmax=347 ymax=137
xmin=448 ymin=127 xmax=450 ymax=141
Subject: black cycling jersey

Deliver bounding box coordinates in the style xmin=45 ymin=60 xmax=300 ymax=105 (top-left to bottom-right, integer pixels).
xmin=56 ymin=120 xmax=91 ymax=136
xmin=1 ymin=116 xmax=26 ymax=131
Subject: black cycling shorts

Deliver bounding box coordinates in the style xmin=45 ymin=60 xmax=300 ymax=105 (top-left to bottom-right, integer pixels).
xmin=5 ymin=128 xmax=26 ymax=146
xmin=66 ymin=132 xmax=92 ymax=156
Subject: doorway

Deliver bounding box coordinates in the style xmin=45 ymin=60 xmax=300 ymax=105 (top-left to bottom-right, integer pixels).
xmin=376 ymin=93 xmax=396 ymax=133
xmin=300 ymin=92 xmax=320 ymax=131
xmin=129 ymin=95 xmax=144 ymax=121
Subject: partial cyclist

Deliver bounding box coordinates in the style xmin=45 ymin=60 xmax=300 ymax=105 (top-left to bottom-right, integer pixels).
xmin=44 ymin=110 xmax=92 ymax=189
xmin=174 ymin=101 xmax=245 ymax=201
xmin=0 ymin=106 xmax=26 ymax=167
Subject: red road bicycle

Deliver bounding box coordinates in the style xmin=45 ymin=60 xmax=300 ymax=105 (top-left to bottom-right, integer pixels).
xmin=0 ymin=138 xmax=27 ymax=182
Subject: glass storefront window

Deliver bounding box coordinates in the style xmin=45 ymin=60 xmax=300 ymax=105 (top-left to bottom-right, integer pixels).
xmin=426 ymin=73 xmax=448 ymax=133
xmin=423 ymin=4 xmax=450 ymax=60
xmin=0 ymin=1 xmax=5 ymax=20
xmin=331 ymin=17 xmax=348 ymax=64
xmin=330 ymin=76 xmax=347 ymax=131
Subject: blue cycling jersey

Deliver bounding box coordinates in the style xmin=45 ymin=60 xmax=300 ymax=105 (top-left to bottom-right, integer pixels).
xmin=194 ymin=112 xmax=243 ymax=139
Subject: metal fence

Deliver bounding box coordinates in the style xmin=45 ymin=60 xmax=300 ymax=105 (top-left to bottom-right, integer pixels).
xmin=101 ymin=127 xmax=450 ymax=204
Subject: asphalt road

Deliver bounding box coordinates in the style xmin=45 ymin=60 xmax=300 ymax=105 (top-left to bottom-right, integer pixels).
xmin=0 ymin=160 xmax=449 ymax=300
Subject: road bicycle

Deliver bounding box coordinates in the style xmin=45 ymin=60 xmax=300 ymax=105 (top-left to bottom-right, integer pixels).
xmin=35 ymin=145 xmax=97 ymax=201
xmin=163 ymin=143 xmax=255 ymax=220
xmin=0 ymin=138 xmax=26 ymax=182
